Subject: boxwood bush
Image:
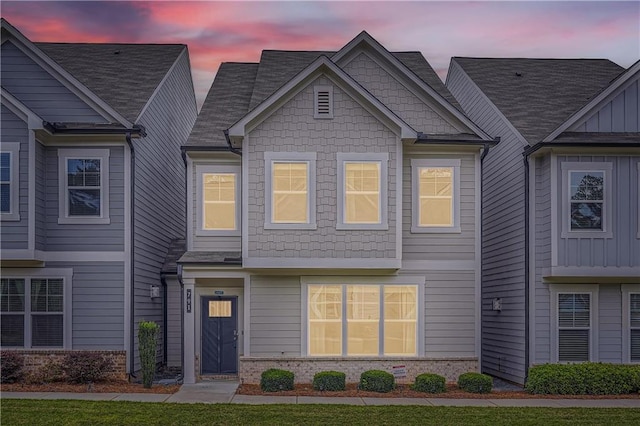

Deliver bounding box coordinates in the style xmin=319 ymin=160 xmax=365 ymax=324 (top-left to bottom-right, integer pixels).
xmin=526 ymin=363 xmax=640 ymax=395
xmin=260 ymin=368 xmax=294 ymax=392
xmin=0 ymin=351 xmax=24 ymax=384
xmin=359 ymin=369 xmax=395 ymax=393
xmin=312 ymin=371 xmax=346 ymax=391
xmin=412 ymin=373 xmax=446 ymax=393
xmin=458 ymin=372 xmax=493 ymax=393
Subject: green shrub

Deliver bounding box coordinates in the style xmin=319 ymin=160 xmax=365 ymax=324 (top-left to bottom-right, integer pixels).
xmin=359 ymin=370 xmax=395 ymax=393
xmin=138 ymin=321 xmax=160 ymax=389
xmin=312 ymin=371 xmax=346 ymax=391
xmin=458 ymin=372 xmax=493 ymax=393
xmin=526 ymin=363 xmax=640 ymax=395
xmin=62 ymin=352 xmax=114 ymax=384
xmin=26 ymin=358 xmax=65 ymax=384
xmin=1 ymin=351 xmax=24 ymax=384
xmin=412 ymin=373 xmax=446 ymax=393
xmin=260 ymin=369 xmax=294 ymax=392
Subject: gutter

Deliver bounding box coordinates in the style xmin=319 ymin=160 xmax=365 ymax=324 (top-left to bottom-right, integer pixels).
xmin=414 ymin=133 xmax=500 ymax=161
xmin=43 ymin=121 xmax=146 ymax=137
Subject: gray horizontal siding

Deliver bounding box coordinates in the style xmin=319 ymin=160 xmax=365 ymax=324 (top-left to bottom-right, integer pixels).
xmin=166 ymin=277 xmax=182 ymax=367
xmin=1 ymin=104 xmax=29 ymax=250
xmin=35 ymin=141 xmax=46 ymax=250
xmin=1 ymin=40 xmax=106 ymax=123
xmin=576 ymin=79 xmax=638 ymax=132
xmin=447 ymin=61 xmax=526 ymax=383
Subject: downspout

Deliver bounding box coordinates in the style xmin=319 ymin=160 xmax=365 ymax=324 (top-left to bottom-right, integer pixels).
xmin=160 ymin=273 xmax=168 ymax=365
xmin=177 ymin=264 xmax=185 ymax=379
xmin=523 ymin=154 xmax=530 ymax=383
xmin=224 ymin=130 xmax=243 ymax=156
xmin=126 ymin=132 xmax=136 ymax=379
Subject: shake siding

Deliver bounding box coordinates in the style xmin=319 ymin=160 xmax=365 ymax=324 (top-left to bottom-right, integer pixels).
xmin=249 ymin=276 xmax=301 ymax=356
xmin=0 ymin=105 xmax=28 ymax=249
xmin=44 ymin=146 xmax=125 ymax=251
xmin=447 ymin=61 xmax=527 ymax=383
xmin=575 ymin=79 xmax=638 ymax=132
xmin=247 ymin=76 xmax=397 ymax=259
xmin=342 ymin=52 xmax=458 ymax=134
xmin=132 ymin=51 xmax=197 ymax=369
xmin=35 ymin=142 xmax=46 ymax=250
xmin=556 ymin=155 xmax=640 ymax=268
xmin=402 ymin=148 xmax=476 ymax=261
xmin=534 ymin=155 xmax=552 ymax=364
xmin=0 ymin=41 xmax=106 ymax=123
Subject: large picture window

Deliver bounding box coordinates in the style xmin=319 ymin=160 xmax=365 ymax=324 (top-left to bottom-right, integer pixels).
xmin=307 ymin=283 xmax=418 ymax=357
xmin=1 ymin=142 xmax=20 ymax=221
xmin=411 ymin=159 xmax=461 ymax=233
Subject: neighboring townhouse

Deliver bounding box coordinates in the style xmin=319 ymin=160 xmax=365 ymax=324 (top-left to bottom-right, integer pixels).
xmin=447 ymin=57 xmax=640 ymax=384
xmin=178 ymin=31 xmax=498 ymax=384
xmin=0 ymin=19 xmax=197 ymax=375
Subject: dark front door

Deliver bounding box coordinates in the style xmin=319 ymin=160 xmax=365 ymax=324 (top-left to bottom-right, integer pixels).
xmin=201 ymin=296 xmax=237 ymax=374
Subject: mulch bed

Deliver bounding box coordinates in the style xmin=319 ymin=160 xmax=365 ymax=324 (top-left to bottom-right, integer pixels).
xmin=237 ymin=383 xmax=640 ymax=399
xmin=2 ymin=381 xmax=180 ymax=394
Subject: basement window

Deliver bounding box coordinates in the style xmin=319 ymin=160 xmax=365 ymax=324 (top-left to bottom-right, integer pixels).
xmin=314 ymin=86 xmax=333 ymax=119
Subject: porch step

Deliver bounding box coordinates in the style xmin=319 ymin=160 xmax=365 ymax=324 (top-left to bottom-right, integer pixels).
xmin=200 ymin=374 xmax=239 ymax=381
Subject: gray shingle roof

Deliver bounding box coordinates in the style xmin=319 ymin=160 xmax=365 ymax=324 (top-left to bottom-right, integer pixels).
xmin=161 ymin=238 xmax=186 ymax=274
xmin=36 ymin=42 xmax=185 ymax=123
xmin=178 ymin=251 xmax=242 ymax=265
xmin=453 ymin=58 xmax=624 ymax=143
xmin=188 ymin=50 xmax=461 ymax=146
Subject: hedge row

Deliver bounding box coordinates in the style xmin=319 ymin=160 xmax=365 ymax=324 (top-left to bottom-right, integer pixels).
xmin=526 ymin=363 xmax=640 ymax=395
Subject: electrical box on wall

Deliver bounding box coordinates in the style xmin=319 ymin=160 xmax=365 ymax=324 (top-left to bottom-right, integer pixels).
xmin=492 ymin=297 xmax=502 ymax=312
xmin=150 ymin=285 xmax=160 ymax=299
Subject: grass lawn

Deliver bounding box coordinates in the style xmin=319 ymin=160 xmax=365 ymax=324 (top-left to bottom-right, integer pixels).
xmin=2 ymin=400 xmax=640 ymax=425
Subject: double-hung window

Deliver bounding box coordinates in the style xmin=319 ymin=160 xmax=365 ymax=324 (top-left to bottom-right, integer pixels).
xmin=1 ymin=143 xmax=20 ymax=221
xmin=264 ymin=152 xmax=316 ymax=229
xmin=551 ymin=285 xmax=597 ymax=362
xmin=337 ymin=153 xmax=388 ymax=230
xmin=561 ymin=162 xmax=612 ymax=238
xmin=622 ymin=285 xmax=640 ymax=363
xmin=411 ymin=159 xmax=461 ymax=233
xmin=0 ymin=271 xmax=71 ymax=348
xmin=197 ymin=165 xmax=240 ymax=235
xmin=58 ymin=149 xmax=110 ymax=224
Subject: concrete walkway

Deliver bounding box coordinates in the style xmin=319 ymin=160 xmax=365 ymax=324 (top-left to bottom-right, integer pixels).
xmin=2 ymin=381 xmax=640 ymax=407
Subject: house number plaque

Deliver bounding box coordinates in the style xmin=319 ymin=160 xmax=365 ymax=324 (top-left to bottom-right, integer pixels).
xmin=186 ymin=289 xmax=192 ymax=313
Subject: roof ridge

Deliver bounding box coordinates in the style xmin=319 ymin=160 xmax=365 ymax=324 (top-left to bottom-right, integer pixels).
xmin=35 ymin=42 xmax=186 ymax=47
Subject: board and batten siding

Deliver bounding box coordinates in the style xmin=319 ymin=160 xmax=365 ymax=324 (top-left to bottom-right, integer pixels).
xmin=402 ymin=148 xmax=476 ymax=261
xmin=574 ymin=79 xmax=639 ymax=132
xmin=131 ymin=49 xmax=197 ymax=370
xmin=446 ymin=60 xmax=527 ymax=383
xmin=35 ymin=141 xmax=46 ymax=251
xmin=0 ymin=104 xmax=29 ymax=250
xmin=555 ymin=155 xmax=640 ymax=268
xmin=0 ymin=40 xmax=106 ymax=124
xmin=44 ymin=145 xmax=125 ymax=251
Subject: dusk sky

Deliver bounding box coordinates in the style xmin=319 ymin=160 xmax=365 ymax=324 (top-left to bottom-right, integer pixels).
xmin=3 ymin=1 xmax=639 ymax=109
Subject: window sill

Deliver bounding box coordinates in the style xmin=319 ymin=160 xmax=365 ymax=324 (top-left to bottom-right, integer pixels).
xmin=58 ymin=217 xmax=110 ymax=225
xmin=264 ymin=222 xmax=317 ymax=230
xmin=336 ymin=223 xmax=389 ymax=231
xmin=560 ymin=230 xmax=613 ymax=239
xmin=411 ymin=225 xmax=461 ymax=234
xmin=196 ymin=229 xmax=241 ymax=237
xmin=1 ymin=213 xmax=21 ymax=221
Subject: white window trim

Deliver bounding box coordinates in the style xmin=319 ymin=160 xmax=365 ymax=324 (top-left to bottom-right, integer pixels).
xmin=0 ymin=268 xmax=73 ymax=349
xmin=560 ymin=162 xmax=612 ymax=239
xmin=622 ymin=284 xmax=640 ymax=363
xmin=337 ymin=152 xmax=388 ymax=230
xmin=549 ymin=284 xmax=599 ymax=363
xmin=301 ymin=275 xmax=425 ymax=357
xmin=264 ymin=152 xmax=317 ymax=230
xmin=58 ymin=149 xmax=110 ymax=225
xmin=1 ymin=142 xmax=20 ymax=221
xmin=410 ymin=158 xmax=461 ymax=233
xmin=636 ymin=163 xmax=639 ymax=239
xmin=313 ymin=85 xmax=333 ymax=119
xmin=196 ymin=165 xmax=241 ymax=236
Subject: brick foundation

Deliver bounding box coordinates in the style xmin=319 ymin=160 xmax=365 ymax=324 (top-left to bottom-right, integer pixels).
xmin=7 ymin=350 xmax=127 ymax=382
xmin=239 ymin=357 xmax=478 ymax=384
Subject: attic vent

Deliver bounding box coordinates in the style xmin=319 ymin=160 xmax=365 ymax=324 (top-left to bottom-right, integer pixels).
xmin=314 ymin=85 xmax=333 ymax=119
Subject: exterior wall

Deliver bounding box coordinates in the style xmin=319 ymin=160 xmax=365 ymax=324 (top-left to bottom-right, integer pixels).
xmin=132 ymin=50 xmax=197 ymax=370
xmin=447 ymin=61 xmax=527 ymax=383
xmin=246 ymin=75 xmax=397 ymax=260
xmin=44 ymin=145 xmax=125 ymax=252
xmin=402 ymin=147 xmax=476 ymax=261
xmin=534 ymin=155 xmax=552 ymax=363
xmin=10 ymin=350 xmax=127 ymax=381
xmin=555 ymin=155 xmax=640 ymax=268
xmin=166 ymin=276 xmax=182 ymax=368
xmin=0 ymin=104 xmax=29 ymax=250
xmin=35 ymin=141 xmax=46 ymax=251
xmin=239 ymin=357 xmax=477 ymax=384
xmin=1 ymin=40 xmax=106 ymax=123
xmin=574 ymin=78 xmax=639 ymax=132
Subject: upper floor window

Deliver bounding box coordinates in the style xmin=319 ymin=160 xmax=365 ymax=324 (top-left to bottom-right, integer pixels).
xmin=0 ymin=143 xmax=20 ymax=221
xmin=58 ymin=149 xmax=110 ymax=225
xmin=264 ymin=152 xmax=316 ymax=230
xmin=337 ymin=153 xmax=388 ymax=230
xmin=561 ymin=162 xmax=612 ymax=238
xmin=196 ymin=165 xmax=240 ymax=235
xmin=411 ymin=159 xmax=461 ymax=233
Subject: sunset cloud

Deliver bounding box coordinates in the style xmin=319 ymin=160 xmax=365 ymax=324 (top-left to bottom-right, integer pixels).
xmin=3 ymin=1 xmax=638 ymax=109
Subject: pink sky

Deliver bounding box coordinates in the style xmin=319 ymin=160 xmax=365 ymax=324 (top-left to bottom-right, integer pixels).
xmin=3 ymin=1 xmax=639 ymax=109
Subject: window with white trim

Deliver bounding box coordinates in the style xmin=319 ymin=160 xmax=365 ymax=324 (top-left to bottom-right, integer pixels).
xmin=314 ymin=85 xmax=333 ymax=119
xmin=58 ymin=149 xmax=110 ymax=224
xmin=0 ymin=142 xmax=20 ymax=221
xmin=264 ymin=152 xmax=316 ymax=229
xmin=630 ymin=293 xmax=640 ymax=362
xmin=307 ymin=284 xmax=418 ymax=356
xmin=337 ymin=153 xmax=388 ymax=230
xmin=558 ymin=293 xmax=591 ymax=362
xmin=196 ymin=165 xmax=240 ymax=235
xmin=0 ymin=275 xmax=70 ymax=348
xmin=411 ymin=159 xmax=460 ymax=233
xmin=561 ymin=162 xmax=612 ymax=238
